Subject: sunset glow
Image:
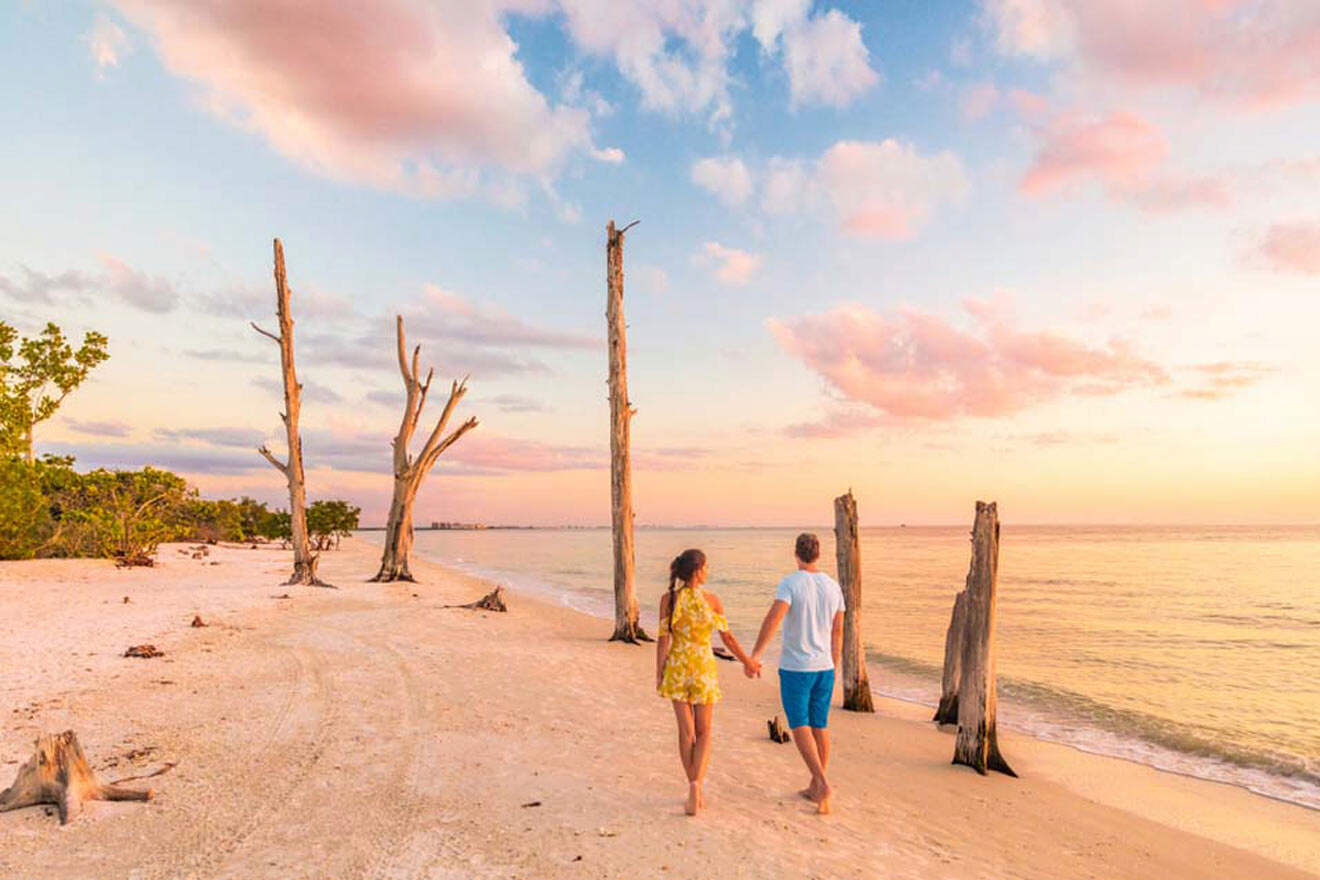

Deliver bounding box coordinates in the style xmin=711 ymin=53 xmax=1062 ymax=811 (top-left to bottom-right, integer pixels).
xmin=3 ymin=1 xmax=1317 ymax=525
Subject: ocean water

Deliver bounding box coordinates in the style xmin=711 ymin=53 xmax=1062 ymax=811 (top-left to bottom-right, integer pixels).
xmin=410 ymin=525 xmax=1320 ymax=810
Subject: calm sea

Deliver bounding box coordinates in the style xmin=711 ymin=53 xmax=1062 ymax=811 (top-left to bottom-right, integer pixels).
xmin=410 ymin=525 xmax=1320 ymax=810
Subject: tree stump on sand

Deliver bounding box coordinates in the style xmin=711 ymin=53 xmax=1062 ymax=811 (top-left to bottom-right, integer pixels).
xmin=834 ymin=491 xmax=874 ymax=713
xmin=0 ymin=731 xmax=153 ymax=824
xmin=445 ymin=587 xmax=508 ymax=612
xmin=952 ymin=502 xmax=1017 ymax=777
xmin=767 ymin=716 xmax=791 ymax=743
xmin=933 ymin=589 xmax=969 ymax=725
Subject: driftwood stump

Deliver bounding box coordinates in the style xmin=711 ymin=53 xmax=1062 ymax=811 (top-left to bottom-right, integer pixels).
xmin=0 ymin=731 xmax=152 ymax=824
xmin=934 ymin=589 xmax=969 ymax=725
xmin=952 ymin=502 xmax=1016 ymax=777
xmin=445 ymin=587 xmax=507 ymax=612
xmin=767 ymin=716 xmax=791 ymax=743
xmin=834 ymin=491 xmax=874 ymax=712
xmin=605 ymin=220 xmax=649 ymax=644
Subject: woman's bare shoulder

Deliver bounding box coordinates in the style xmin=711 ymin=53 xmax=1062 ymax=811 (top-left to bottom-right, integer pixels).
xmin=702 ymin=590 xmax=724 ymax=613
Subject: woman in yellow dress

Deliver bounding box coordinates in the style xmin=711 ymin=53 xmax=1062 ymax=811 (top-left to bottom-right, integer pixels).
xmin=655 ymin=548 xmax=758 ymax=815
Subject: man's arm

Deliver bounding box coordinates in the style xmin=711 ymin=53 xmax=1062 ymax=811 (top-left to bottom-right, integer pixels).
xmin=831 ymin=610 xmax=844 ymax=671
xmin=750 ymin=600 xmax=790 ymax=670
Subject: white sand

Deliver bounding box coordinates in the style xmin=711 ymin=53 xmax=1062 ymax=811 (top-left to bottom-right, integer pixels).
xmin=1 ymin=538 xmax=1316 ymax=879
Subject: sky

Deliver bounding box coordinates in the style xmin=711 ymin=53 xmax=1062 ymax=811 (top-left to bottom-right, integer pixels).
xmin=1 ymin=0 xmax=1318 ymax=526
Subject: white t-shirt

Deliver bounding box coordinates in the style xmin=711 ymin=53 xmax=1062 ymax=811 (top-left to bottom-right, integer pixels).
xmin=774 ymin=570 xmax=846 ymax=672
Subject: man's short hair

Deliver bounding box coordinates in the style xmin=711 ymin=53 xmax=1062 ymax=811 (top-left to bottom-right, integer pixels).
xmin=795 ymin=532 xmax=820 ymax=563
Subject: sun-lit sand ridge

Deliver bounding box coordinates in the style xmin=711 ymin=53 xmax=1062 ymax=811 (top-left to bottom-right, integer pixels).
xmin=1 ymin=538 xmax=1316 ymax=880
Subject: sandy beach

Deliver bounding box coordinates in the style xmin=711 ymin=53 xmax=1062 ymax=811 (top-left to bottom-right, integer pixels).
xmin=1 ymin=538 xmax=1316 ymax=880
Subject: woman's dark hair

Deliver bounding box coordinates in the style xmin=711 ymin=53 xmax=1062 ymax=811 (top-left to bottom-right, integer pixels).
xmin=665 ymin=548 xmax=707 ymax=634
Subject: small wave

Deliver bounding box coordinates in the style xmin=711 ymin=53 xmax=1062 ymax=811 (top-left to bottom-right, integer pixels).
xmin=868 ymin=651 xmax=1320 ymax=810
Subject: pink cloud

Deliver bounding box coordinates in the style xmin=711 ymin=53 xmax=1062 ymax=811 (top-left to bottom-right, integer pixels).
xmin=698 ymin=242 xmax=762 ymax=286
xmin=767 ymin=299 xmax=1168 ymax=421
xmin=1178 ymin=361 xmax=1275 ymax=400
xmin=817 ymin=140 xmax=969 ymax=240
xmin=1021 ymin=111 xmax=1167 ymax=195
xmin=984 ymin=0 xmax=1320 ymax=109
xmin=1259 ymin=222 xmax=1320 ymax=275
xmin=114 ymin=0 xmax=593 ymax=196
xmin=960 ymin=81 xmax=1000 ymax=120
xmin=1021 ymin=110 xmax=1232 ymax=211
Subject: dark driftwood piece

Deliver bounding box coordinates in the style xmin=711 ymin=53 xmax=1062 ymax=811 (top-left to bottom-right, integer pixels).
xmin=190 ymin=614 xmax=207 ymax=628
xmin=767 ymin=716 xmax=791 ymax=743
xmin=952 ymin=501 xmax=1017 ymax=777
xmin=252 ymin=238 xmax=329 ymax=587
xmin=371 ymin=317 xmax=478 ymax=583
xmin=0 ymin=731 xmax=153 ymax=824
xmin=124 ymin=644 xmax=162 ymax=658
xmin=606 ymin=220 xmax=649 ymax=644
xmin=934 ymin=589 xmax=969 ymax=725
xmin=834 ymin=491 xmax=874 ymax=712
xmin=444 ymin=587 xmax=507 ymax=612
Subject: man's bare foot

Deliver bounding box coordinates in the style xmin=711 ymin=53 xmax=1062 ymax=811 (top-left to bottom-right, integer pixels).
xmin=685 ymin=783 xmax=700 ymax=816
xmin=809 ymin=781 xmax=833 ymax=815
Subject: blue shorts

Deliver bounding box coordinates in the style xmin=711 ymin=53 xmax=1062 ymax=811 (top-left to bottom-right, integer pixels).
xmin=779 ymin=668 xmax=834 ymax=729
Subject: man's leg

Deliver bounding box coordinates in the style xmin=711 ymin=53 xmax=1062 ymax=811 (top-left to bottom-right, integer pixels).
xmin=805 ymin=669 xmax=835 ymax=813
xmin=812 ymin=728 xmax=830 ymax=773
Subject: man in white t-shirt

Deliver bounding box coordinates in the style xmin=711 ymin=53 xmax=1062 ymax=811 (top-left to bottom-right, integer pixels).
xmin=748 ymin=532 xmax=845 ymax=814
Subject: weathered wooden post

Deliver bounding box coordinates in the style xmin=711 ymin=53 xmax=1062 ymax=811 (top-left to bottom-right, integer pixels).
xmin=606 ymin=220 xmax=648 ymax=643
xmin=933 ymin=589 xmax=969 ymax=724
xmin=952 ymin=501 xmax=1016 ymax=776
xmin=251 ymin=238 xmax=327 ymax=587
xmin=834 ymin=491 xmax=874 ymax=711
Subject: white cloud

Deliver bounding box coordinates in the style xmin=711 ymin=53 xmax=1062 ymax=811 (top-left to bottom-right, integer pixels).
xmin=699 ymin=242 xmax=763 ymax=285
xmin=691 ymin=156 xmax=755 ymax=207
xmin=780 ymin=9 xmax=879 ymax=108
xmin=698 ymin=141 xmax=968 ymax=240
xmin=85 ymin=15 xmax=131 ymax=74
xmin=590 ymin=146 xmax=626 ymax=164
xmin=751 ymin=0 xmax=878 ymax=108
xmin=981 ymin=0 xmax=1074 ymax=59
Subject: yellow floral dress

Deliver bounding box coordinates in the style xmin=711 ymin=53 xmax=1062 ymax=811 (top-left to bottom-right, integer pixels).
xmin=658 ymin=586 xmax=729 ymax=704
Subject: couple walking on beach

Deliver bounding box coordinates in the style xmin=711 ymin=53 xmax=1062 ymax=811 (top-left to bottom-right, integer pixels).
xmin=655 ymin=532 xmax=844 ymax=816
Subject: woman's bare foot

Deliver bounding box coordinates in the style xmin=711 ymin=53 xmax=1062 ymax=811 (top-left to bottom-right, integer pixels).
xmin=685 ymin=783 xmax=700 ymax=816
xmin=799 ymin=779 xmax=819 ymax=800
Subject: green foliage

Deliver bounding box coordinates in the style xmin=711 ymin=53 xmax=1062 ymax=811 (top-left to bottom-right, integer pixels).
xmin=0 ymin=454 xmax=356 ymax=562
xmin=55 ymin=466 xmax=194 ymax=562
xmin=306 ymin=499 xmax=360 ymax=550
xmin=182 ymin=498 xmax=247 ymax=543
xmin=0 ymin=457 xmax=53 ymax=559
xmin=0 ymin=322 xmax=109 ymax=460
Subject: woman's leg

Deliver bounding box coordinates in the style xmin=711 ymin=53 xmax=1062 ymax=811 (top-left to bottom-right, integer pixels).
xmin=690 ymin=702 xmax=715 ymax=809
xmin=671 ymin=700 xmax=696 ymax=782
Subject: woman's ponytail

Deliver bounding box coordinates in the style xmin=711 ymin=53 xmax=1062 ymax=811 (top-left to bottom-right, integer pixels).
xmin=665 ymin=548 xmax=707 ymax=635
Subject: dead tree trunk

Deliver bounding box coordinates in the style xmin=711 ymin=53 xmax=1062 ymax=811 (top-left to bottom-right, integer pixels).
xmin=0 ymin=731 xmax=152 ymax=824
xmin=952 ymin=501 xmax=1017 ymax=777
xmin=606 ymin=220 xmax=649 ymax=644
xmin=252 ymin=238 xmax=327 ymax=587
xmin=933 ymin=589 xmax=969 ymax=725
xmin=371 ymin=316 xmax=478 ymax=583
xmin=834 ymin=491 xmax=874 ymax=712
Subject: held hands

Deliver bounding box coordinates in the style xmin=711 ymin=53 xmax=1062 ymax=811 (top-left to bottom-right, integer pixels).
xmin=743 ymin=656 xmax=763 ymax=679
